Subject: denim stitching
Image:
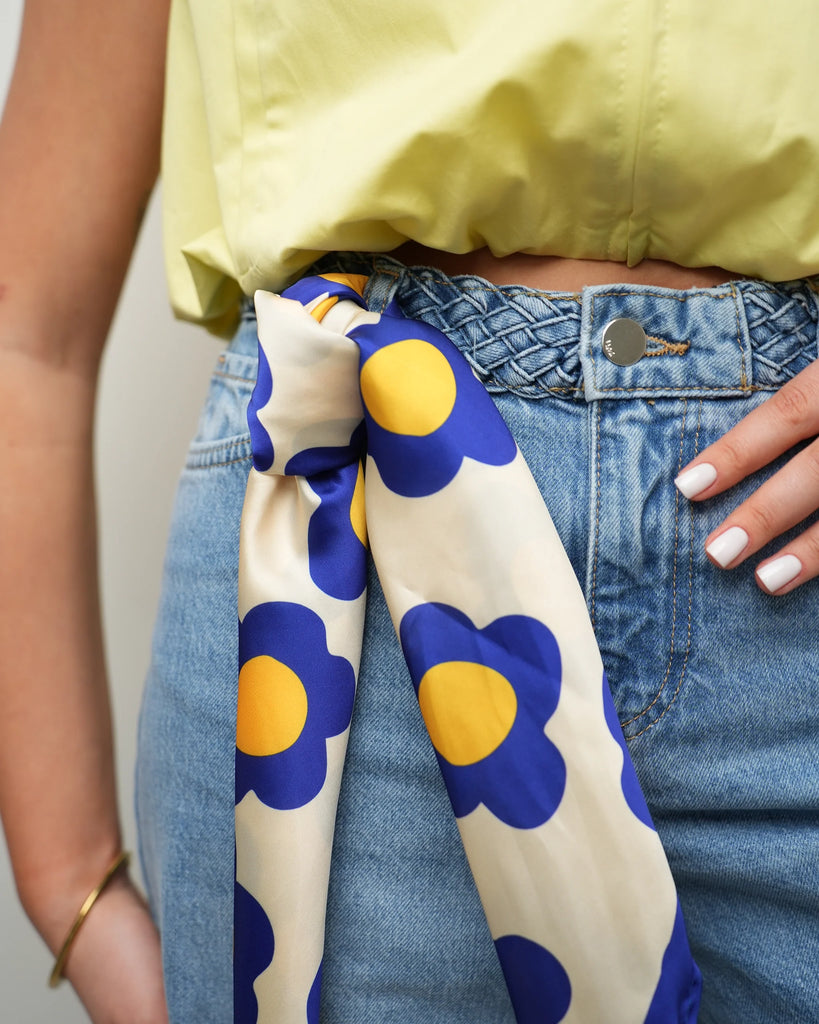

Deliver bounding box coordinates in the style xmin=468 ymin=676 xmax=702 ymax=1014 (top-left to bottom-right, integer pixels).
xmin=622 ymin=398 xmax=688 ymax=728
xmin=730 ymin=282 xmax=749 ymax=388
xmin=213 ymin=371 xmax=256 ymax=385
xmin=187 ymin=435 xmax=250 ymax=454
xmin=590 ymin=400 xmax=602 ymax=632
xmin=629 ymin=398 xmax=701 ymax=738
xmin=596 ymin=385 xmax=761 ymax=393
xmin=185 ymin=435 xmax=253 ymax=470
xmin=374 ymin=265 xmax=395 ymax=315
xmin=213 ymin=365 xmax=257 ymax=384
xmin=644 ymin=337 xmax=691 ymax=357
xmin=185 ymin=452 xmax=252 ymax=471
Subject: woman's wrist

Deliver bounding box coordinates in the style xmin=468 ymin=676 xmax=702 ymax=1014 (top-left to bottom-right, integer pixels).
xmin=17 ymin=832 xmax=126 ymax=955
xmin=49 ymin=849 xmax=132 ymax=986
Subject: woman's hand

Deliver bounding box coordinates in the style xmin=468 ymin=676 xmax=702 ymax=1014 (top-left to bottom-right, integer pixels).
xmin=674 ymin=358 xmax=819 ymax=595
xmin=53 ymin=872 xmax=168 ymax=1024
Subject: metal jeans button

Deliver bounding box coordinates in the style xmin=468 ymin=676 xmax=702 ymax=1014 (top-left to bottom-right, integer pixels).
xmin=602 ymin=318 xmax=646 ymax=366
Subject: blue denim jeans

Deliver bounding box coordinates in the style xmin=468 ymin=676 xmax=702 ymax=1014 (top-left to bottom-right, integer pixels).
xmin=136 ymin=255 xmax=819 ymax=1023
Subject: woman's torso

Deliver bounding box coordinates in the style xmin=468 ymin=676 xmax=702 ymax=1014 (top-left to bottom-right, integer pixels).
xmin=390 ymin=244 xmax=740 ymax=291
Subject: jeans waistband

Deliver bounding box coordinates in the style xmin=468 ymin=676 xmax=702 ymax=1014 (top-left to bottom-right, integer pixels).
xmin=242 ymin=254 xmax=819 ymax=402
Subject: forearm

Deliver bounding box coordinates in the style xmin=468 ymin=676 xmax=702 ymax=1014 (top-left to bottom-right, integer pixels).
xmin=0 ymin=354 xmax=118 ymax=945
xmin=0 ymin=0 xmax=168 ymax=365
xmin=0 ymin=0 xmax=169 ymax=951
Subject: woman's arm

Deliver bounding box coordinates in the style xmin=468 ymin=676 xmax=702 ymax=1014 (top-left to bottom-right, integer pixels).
xmin=0 ymin=1 xmax=170 ymax=1019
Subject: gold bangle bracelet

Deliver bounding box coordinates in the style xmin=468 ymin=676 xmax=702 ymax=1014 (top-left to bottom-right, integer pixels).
xmin=48 ymin=850 xmax=131 ymax=988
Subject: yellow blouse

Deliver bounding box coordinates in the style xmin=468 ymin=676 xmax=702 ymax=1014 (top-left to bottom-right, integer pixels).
xmin=162 ymin=0 xmax=819 ymax=334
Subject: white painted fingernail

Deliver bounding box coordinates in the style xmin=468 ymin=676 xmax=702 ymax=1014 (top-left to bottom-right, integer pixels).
xmin=706 ymin=526 xmax=749 ymax=567
xmin=674 ymin=462 xmax=717 ymax=499
xmin=757 ymin=554 xmax=802 ymax=593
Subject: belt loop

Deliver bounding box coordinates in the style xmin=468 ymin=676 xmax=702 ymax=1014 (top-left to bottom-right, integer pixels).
xmin=807 ymin=279 xmax=819 ymax=362
xmin=730 ymin=282 xmax=754 ymax=392
xmin=579 ymin=284 xmax=604 ymax=403
xmin=364 ymin=257 xmax=403 ymax=314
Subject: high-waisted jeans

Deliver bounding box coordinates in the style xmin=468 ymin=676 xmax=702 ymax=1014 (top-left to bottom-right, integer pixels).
xmin=136 ymin=255 xmax=819 ymax=1023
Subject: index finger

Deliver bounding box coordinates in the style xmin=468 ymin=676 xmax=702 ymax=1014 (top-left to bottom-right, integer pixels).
xmin=674 ymin=358 xmax=819 ymax=500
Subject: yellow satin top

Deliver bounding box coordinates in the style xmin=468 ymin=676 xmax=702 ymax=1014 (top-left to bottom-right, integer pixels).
xmin=161 ymin=0 xmax=819 ymax=334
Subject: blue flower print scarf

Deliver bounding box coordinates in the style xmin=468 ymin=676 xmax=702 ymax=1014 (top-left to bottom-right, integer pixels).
xmin=234 ymin=273 xmax=702 ymax=1024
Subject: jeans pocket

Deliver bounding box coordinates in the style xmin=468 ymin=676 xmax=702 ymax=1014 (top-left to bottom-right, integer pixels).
xmin=186 ymin=347 xmax=257 ymax=471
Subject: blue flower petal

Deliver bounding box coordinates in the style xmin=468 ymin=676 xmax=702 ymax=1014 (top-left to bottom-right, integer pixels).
xmin=283 ymin=425 xmax=368 ymax=602
xmin=304 ymin=464 xmax=367 ymax=601
xmin=494 ymin=934 xmax=572 ymax=1024
xmin=364 ymin=430 xmax=465 ymax=497
xmin=307 ymin=961 xmax=323 ymax=1024
xmin=248 ymin=341 xmax=275 ymax=472
xmin=350 ymin=317 xmax=517 ymax=498
xmin=400 ymin=604 xmax=566 ymax=828
xmin=234 ymin=880 xmax=275 ymax=1024
xmin=236 ymin=602 xmax=356 ymax=809
xmin=284 ymin=422 xmax=366 ymax=478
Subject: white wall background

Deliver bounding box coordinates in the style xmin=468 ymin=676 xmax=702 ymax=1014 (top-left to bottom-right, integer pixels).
xmin=0 ymin=4 xmax=223 ymax=1020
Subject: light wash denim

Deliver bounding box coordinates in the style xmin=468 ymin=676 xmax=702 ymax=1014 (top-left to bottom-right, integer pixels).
xmin=136 ymin=255 xmax=819 ymax=1024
